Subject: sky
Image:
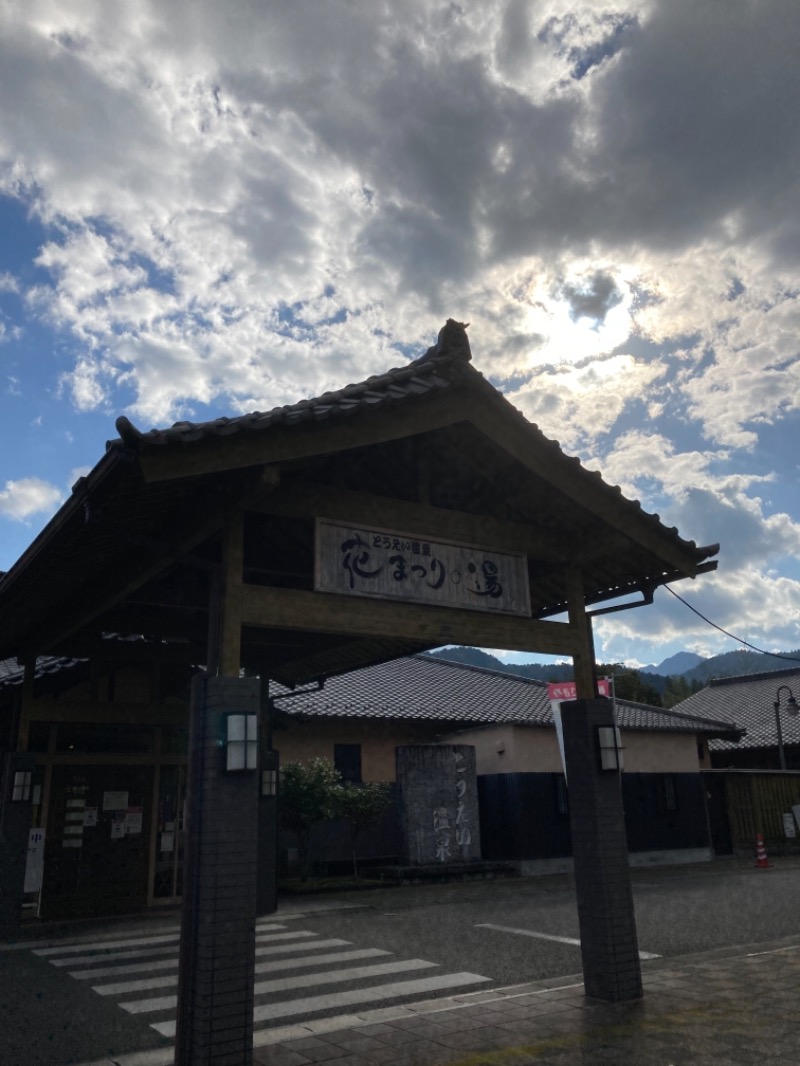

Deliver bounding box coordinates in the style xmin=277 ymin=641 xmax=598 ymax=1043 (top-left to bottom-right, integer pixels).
xmin=1 ymin=0 xmax=799 ymax=671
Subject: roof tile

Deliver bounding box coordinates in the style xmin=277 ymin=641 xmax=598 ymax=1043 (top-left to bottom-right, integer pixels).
xmin=674 ymin=665 xmax=800 ymax=751
xmin=271 ymin=654 xmax=741 ymax=738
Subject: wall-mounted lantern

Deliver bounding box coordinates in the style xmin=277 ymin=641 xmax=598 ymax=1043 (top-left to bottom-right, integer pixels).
xmin=597 ymin=725 xmax=624 ymax=772
xmin=11 ymin=770 xmax=32 ymax=801
xmin=225 ymin=714 xmax=258 ymax=772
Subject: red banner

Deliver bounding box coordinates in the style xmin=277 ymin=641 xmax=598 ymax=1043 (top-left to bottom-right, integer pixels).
xmin=547 ymin=678 xmax=612 ymax=701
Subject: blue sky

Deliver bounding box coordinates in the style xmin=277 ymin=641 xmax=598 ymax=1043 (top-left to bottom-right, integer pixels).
xmin=2 ymin=0 xmax=800 ymax=670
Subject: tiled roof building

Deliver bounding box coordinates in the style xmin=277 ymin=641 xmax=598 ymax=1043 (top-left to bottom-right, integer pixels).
xmin=674 ymin=664 xmax=800 ymax=768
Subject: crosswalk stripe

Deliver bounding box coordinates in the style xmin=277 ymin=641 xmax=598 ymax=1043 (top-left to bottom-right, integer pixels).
xmin=96 ymin=975 xmax=177 ymax=996
xmin=71 ymin=957 xmax=181 ymax=980
xmin=35 ymin=934 xmax=180 ymax=957
xmin=38 ymin=922 xmax=286 ymax=963
xmin=83 ymin=946 xmax=389 ymax=986
xmin=255 ymin=947 xmax=389 ymax=975
xmin=53 ymin=930 xmax=319 ymax=969
xmin=151 ymin=972 xmax=490 ymax=1036
xmin=253 ymin=931 xmax=317 ymax=943
xmin=120 ymin=958 xmax=438 ymax=1014
xmin=50 ymin=944 xmax=182 ymax=967
xmin=253 ymin=959 xmax=436 ymax=996
xmin=35 ymin=920 xmax=493 ymax=1045
xmin=255 ymin=937 xmax=352 ymax=956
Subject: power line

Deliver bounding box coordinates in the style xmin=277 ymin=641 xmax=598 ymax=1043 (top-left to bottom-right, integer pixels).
xmin=664 ymin=584 xmax=800 ymax=664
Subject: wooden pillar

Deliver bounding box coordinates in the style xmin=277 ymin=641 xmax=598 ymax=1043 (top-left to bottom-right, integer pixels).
xmin=15 ymin=658 xmax=36 ymax=753
xmin=219 ymin=513 xmax=244 ymax=678
xmin=565 ymin=567 xmax=597 ymax=699
xmin=562 ymin=699 xmax=642 ymax=1002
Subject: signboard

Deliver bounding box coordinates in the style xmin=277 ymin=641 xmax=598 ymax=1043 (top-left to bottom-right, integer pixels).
xmin=547 ymin=679 xmax=612 ymax=701
xmin=24 ymin=829 xmax=46 ymax=893
xmin=102 ymin=790 xmax=129 ymax=811
xmin=125 ymin=807 xmax=143 ymax=835
xmin=315 ymin=520 xmax=531 ymax=617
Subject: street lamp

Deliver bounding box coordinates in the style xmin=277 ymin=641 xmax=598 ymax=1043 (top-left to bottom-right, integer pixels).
xmin=774 ymin=685 xmax=799 ymax=770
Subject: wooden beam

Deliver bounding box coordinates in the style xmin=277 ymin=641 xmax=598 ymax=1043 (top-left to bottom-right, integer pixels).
xmin=23 ymin=516 xmax=227 ymax=658
xmin=565 ymin=566 xmax=597 ymax=700
xmin=137 ymin=392 xmax=470 ymax=484
xmin=17 ymin=703 xmax=188 ymax=726
xmin=240 ymin=584 xmax=579 ymax=656
xmin=250 ymin=481 xmax=567 ymax=563
xmin=219 ymin=514 xmax=244 ymax=677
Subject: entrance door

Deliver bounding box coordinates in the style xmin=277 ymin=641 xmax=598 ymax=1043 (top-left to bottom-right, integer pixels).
xmin=42 ymin=764 xmax=153 ymax=919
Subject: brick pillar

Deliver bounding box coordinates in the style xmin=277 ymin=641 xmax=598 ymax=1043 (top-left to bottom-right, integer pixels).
xmin=561 ymin=699 xmax=642 ymax=1002
xmin=175 ymin=675 xmax=260 ymax=1066
xmin=0 ymin=752 xmax=35 ymax=939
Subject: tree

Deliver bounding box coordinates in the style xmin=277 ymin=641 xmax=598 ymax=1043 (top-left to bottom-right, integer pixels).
xmin=334 ymin=781 xmax=392 ymax=878
xmin=597 ymin=663 xmax=663 ymax=706
xmin=278 ymin=758 xmax=342 ymax=880
xmin=662 ymin=675 xmax=691 ymax=708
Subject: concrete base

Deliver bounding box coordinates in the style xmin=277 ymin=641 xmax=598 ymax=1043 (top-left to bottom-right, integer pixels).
xmin=629 ymin=847 xmax=712 ymax=868
xmin=518 ymin=848 xmax=712 ymax=878
xmin=372 ymin=861 xmax=518 ymax=884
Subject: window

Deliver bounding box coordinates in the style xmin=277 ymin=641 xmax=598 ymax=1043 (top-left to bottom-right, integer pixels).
xmin=334 ymin=743 xmax=362 ymax=783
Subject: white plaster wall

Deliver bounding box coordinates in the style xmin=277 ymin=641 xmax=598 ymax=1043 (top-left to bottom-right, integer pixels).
xmin=438 ymin=725 xmax=702 ymax=774
xmin=276 ymin=719 xmax=444 ymax=781
xmin=620 ymin=731 xmax=700 ymax=773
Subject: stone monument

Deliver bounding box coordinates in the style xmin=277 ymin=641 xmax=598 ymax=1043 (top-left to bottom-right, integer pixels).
xmin=396 ymin=745 xmax=481 ymax=865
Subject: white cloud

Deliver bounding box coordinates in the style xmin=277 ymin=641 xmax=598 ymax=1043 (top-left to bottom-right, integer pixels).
xmin=598 ymin=566 xmax=800 ymax=665
xmin=2 ymin=1 xmax=800 ymax=658
xmin=590 ymin=429 xmax=800 ymax=566
xmin=508 ymin=352 xmax=663 ymax=451
xmin=0 ymin=476 xmax=62 ymax=521
xmin=2 ymin=0 xmax=796 ymax=433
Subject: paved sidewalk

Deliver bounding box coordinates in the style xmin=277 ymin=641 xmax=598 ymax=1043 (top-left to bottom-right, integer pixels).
xmin=252 ymin=936 xmax=800 ymax=1066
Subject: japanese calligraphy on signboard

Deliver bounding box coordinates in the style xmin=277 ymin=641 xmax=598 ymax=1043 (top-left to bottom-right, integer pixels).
xmin=315 ymin=520 xmax=531 ymax=617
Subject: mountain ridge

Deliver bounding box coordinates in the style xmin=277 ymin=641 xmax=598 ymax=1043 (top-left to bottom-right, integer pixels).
xmin=424 ymin=645 xmax=800 ymax=705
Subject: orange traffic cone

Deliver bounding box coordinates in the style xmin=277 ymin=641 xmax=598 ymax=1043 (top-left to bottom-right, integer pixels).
xmin=754 ymin=833 xmax=772 ymax=868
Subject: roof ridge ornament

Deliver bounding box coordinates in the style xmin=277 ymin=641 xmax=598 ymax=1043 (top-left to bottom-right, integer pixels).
xmin=420 ymin=318 xmax=472 ymax=363
xmin=114 ymin=414 xmax=144 ymax=448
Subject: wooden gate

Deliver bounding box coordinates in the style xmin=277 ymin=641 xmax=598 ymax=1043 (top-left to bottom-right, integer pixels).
xmin=704 ymin=771 xmax=800 ymax=856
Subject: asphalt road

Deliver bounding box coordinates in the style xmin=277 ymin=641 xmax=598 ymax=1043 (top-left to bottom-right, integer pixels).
xmin=2 ymin=857 xmax=799 ymax=1066
xmin=304 ymin=856 xmax=800 ymax=985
